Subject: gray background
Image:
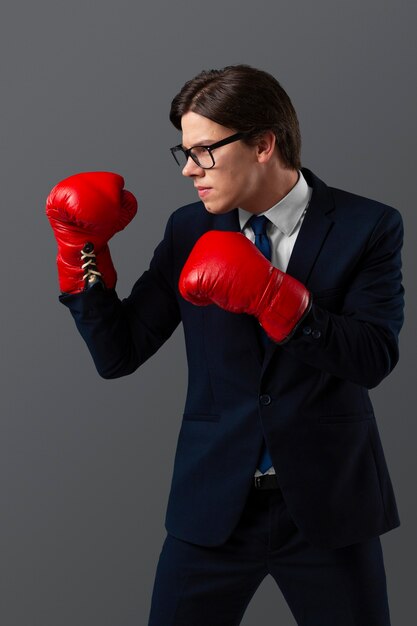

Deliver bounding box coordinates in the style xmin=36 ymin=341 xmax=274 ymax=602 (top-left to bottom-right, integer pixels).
xmin=1 ymin=0 xmax=416 ymax=624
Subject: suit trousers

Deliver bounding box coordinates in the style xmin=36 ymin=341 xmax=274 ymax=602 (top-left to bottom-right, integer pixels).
xmin=147 ymin=482 xmax=392 ymax=626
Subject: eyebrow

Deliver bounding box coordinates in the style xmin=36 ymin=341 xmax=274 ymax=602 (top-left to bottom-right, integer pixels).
xmin=181 ymin=139 xmax=214 ymax=149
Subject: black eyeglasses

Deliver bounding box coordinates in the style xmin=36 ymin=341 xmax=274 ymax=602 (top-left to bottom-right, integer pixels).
xmin=170 ymin=132 xmax=247 ymax=169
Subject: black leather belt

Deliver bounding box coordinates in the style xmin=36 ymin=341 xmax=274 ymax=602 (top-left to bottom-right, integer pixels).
xmin=254 ymin=474 xmax=280 ymax=490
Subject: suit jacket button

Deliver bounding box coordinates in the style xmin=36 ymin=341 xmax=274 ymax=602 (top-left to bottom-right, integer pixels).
xmin=302 ymin=326 xmax=312 ymax=335
xmin=260 ymin=394 xmax=271 ymax=406
xmin=312 ymin=330 xmax=321 ymax=339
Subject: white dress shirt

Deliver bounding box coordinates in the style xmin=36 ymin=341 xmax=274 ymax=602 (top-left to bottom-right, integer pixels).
xmin=238 ymin=170 xmax=312 ymax=476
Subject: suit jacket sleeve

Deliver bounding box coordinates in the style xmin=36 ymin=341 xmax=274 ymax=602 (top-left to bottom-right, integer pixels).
xmin=59 ymin=212 xmax=181 ymax=378
xmin=285 ymin=207 xmax=404 ymax=389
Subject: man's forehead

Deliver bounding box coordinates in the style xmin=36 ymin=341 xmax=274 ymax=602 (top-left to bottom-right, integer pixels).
xmin=181 ymin=111 xmax=232 ymax=146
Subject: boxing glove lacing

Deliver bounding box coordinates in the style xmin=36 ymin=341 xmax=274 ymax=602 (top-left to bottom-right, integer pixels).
xmin=81 ymin=242 xmax=102 ymax=286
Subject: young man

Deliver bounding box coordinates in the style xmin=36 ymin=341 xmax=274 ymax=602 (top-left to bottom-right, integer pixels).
xmin=47 ymin=65 xmax=404 ymax=625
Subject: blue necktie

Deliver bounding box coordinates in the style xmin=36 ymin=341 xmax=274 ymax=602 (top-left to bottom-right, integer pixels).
xmin=248 ymin=215 xmax=273 ymax=473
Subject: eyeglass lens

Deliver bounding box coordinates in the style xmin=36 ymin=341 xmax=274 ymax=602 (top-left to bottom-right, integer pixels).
xmin=175 ymin=146 xmax=213 ymax=169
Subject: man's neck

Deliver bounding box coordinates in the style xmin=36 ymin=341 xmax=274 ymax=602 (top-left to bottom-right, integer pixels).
xmin=243 ymin=167 xmax=299 ymax=215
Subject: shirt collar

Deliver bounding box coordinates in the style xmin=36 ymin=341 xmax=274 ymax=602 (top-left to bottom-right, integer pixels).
xmin=238 ymin=170 xmax=311 ymax=236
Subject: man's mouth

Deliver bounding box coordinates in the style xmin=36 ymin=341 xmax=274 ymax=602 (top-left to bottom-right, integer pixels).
xmin=195 ymin=186 xmax=212 ymax=198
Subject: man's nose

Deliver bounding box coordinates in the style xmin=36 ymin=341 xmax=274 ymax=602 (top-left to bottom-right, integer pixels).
xmin=182 ymin=156 xmax=204 ymax=177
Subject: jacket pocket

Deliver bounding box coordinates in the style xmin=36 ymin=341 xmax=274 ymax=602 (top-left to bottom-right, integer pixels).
xmin=318 ymin=413 xmax=374 ymax=424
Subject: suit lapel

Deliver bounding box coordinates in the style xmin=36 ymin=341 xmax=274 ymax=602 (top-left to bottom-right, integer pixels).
xmin=211 ymin=208 xmax=241 ymax=232
xmin=285 ymin=168 xmax=335 ymax=283
xmin=263 ymin=169 xmax=336 ymax=368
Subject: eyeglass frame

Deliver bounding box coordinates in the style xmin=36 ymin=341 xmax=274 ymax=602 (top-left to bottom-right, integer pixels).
xmin=170 ymin=132 xmax=250 ymax=170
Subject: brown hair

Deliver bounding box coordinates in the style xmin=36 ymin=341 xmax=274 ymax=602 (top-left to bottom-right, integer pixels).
xmin=169 ymin=64 xmax=301 ymax=170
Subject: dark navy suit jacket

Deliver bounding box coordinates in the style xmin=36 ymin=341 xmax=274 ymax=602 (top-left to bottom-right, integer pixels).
xmin=60 ymin=168 xmax=404 ymax=550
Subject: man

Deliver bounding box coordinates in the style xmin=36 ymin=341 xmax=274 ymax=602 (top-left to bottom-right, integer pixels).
xmin=46 ymin=65 xmax=404 ymax=625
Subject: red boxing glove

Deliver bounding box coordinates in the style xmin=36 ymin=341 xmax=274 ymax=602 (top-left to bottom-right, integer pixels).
xmin=46 ymin=171 xmax=137 ymax=293
xmin=179 ymin=231 xmax=311 ymax=343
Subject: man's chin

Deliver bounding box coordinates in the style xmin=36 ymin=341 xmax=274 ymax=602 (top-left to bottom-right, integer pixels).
xmin=203 ymin=201 xmax=234 ymax=214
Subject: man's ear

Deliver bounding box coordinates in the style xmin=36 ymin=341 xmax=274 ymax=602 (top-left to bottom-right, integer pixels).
xmin=256 ymin=131 xmax=277 ymax=163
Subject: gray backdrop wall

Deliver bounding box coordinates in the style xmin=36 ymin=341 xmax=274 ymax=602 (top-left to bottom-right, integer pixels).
xmin=1 ymin=1 xmax=416 ymax=624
